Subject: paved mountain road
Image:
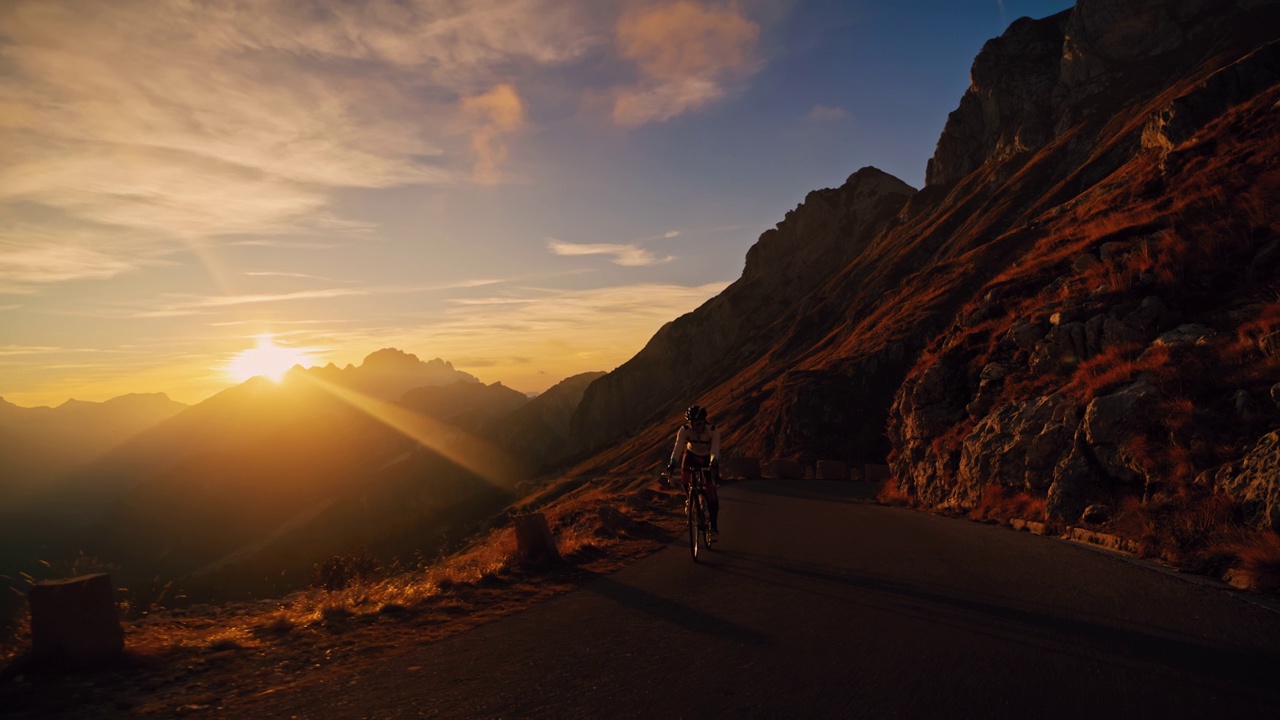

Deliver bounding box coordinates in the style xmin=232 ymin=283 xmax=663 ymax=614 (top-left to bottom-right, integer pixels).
xmin=240 ymin=480 xmax=1280 ymax=719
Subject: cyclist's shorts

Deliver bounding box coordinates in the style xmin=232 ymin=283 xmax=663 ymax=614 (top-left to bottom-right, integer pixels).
xmin=681 ymin=451 xmax=711 ymax=471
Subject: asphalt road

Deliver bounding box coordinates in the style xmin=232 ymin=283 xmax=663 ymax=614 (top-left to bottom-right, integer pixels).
xmin=240 ymin=480 xmax=1280 ymax=719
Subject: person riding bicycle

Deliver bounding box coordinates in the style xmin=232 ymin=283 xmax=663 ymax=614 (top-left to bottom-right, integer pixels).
xmin=668 ymin=404 xmax=721 ymax=537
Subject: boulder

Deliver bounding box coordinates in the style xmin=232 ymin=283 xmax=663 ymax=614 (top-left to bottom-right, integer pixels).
xmin=1213 ymin=430 xmax=1280 ymax=529
xmin=29 ymin=573 xmax=124 ymax=665
xmin=1082 ymin=380 xmax=1161 ymax=483
xmin=513 ymin=513 xmax=561 ymax=567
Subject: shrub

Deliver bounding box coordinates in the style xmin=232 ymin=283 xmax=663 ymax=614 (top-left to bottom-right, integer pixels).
xmin=970 ymin=484 xmax=1046 ymax=523
xmin=312 ymin=549 xmax=383 ymax=591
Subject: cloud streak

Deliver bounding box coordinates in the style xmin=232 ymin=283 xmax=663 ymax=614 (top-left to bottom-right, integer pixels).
xmin=546 ymin=238 xmax=675 ymax=266
xmin=810 ymin=104 xmax=848 ymax=120
xmin=0 ymin=0 xmax=601 ymax=285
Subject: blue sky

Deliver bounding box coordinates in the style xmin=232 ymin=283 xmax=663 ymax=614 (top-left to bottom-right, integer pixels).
xmin=0 ymin=0 xmax=1070 ymax=406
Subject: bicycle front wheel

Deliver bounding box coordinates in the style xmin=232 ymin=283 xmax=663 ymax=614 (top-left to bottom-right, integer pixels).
xmin=697 ymin=492 xmax=712 ymax=550
xmin=687 ymin=489 xmax=699 ymax=561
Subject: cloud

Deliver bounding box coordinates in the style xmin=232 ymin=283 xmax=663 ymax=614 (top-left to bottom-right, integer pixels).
xmin=546 ymin=238 xmax=675 ymax=266
xmin=434 ymin=281 xmax=729 ymax=347
xmin=810 ymin=104 xmax=847 ymax=120
xmin=0 ymin=0 xmax=601 ymax=283
xmin=461 ymin=84 xmax=526 ymax=184
xmin=0 ymin=242 xmax=139 ymax=284
xmin=612 ymin=1 xmax=761 ymax=125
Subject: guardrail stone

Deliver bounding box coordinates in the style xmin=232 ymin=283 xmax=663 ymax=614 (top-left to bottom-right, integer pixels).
xmin=815 ymin=461 xmax=848 ymax=480
xmin=720 ymin=457 xmax=760 ymax=479
xmin=863 ymin=464 xmax=891 ymax=483
xmin=30 ymin=573 xmax=124 ymax=665
xmin=764 ymin=459 xmax=804 ymax=480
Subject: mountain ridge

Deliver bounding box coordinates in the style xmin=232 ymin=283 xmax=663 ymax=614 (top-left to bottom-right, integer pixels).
xmin=558 ymin=0 xmax=1280 ymax=575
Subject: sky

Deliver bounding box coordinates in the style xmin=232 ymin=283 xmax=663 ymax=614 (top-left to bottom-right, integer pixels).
xmin=0 ymin=0 xmax=1071 ymax=407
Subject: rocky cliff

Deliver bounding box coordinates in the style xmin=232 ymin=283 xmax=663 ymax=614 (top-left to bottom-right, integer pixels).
xmin=566 ymin=0 xmax=1280 ymax=570
xmin=571 ymin=167 xmax=915 ymax=457
xmin=889 ymin=0 xmax=1280 ymax=538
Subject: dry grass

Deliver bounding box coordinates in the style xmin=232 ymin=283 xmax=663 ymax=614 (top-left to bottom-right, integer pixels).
xmin=1224 ymin=531 xmax=1280 ymax=591
xmin=969 ymin=484 xmax=1048 ymax=524
xmin=2 ymin=478 xmax=675 ymax=668
xmin=875 ymin=478 xmax=913 ymax=507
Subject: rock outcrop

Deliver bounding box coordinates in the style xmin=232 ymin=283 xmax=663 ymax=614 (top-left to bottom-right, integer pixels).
xmin=561 ymin=0 xmax=1279 ymax=557
xmin=1212 ymin=431 xmax=1280 ymax=529
xmin=891 ymin=0 xmax=1280 ymax=524
xmin=926 ymin=10 xmax=1069 ymax=187
xmin=571 ymin=168 xmax=915 ymax=456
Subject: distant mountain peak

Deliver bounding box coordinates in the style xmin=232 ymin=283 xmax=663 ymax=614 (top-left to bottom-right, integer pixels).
xmin=287 ymin=348 xmax=479 ymax=401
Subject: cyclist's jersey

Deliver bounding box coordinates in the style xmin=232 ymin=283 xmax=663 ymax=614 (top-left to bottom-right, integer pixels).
xmin=670 ymin=422 xmax=720 ymax=465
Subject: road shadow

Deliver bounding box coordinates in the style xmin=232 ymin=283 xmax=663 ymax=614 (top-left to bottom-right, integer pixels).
xmin=580 ymin=575 xmax=772 ymax=647
xmin=710 ymin=550 xmax=1280 ymax=695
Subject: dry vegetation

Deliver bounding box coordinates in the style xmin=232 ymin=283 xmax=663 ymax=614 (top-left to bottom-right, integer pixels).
xmin=0 ymin=474 xmax=683 ymax=680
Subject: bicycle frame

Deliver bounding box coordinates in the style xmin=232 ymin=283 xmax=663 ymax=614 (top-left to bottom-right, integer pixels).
xmin=686 ymin=467 xmax=713 ymax=561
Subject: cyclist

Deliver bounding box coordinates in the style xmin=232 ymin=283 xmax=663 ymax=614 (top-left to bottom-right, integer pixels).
xmin=668 ymin=404 xmax=721 ymax=538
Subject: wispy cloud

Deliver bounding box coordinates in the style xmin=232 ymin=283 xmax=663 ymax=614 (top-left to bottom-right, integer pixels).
xmin=810 ymin=104 xmax=847 ymax=120
xmin=547 ymin=238 xmax=675 ymax=266
xmin=0 ymin=0 xmax=601 ymax=284
xmin=0 ymin=242 xmax=141 ymax=284
xmin=612 ymin=1 xmax=761 ymax=126
xmin=124 ymin=289 xmax=372 ymax=318
xmin=425 ymin=281 xmax=727 ymax=352
xmin=243 ymin=271 xmax=349 ymax=282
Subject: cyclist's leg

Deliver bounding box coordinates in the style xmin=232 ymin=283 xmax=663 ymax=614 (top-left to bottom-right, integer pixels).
xmin=678 ymin=451 xmax=693 ymax=494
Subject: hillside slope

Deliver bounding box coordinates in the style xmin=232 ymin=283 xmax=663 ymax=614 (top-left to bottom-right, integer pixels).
xmin=562 ymin=0 xmax=1280 ymax=572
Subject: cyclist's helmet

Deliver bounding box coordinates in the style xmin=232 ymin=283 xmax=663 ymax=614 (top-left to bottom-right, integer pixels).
xmin=685 ymin=405 xmax=708 ymax=423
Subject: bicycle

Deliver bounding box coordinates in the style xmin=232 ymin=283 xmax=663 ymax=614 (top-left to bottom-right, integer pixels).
xmin=663 ymin=467 xmax=715 ymax=561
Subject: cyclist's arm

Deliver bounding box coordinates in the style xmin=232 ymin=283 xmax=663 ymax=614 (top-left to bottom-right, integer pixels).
xmin=709 ymin=425 xmax=721 ymax=464
xmin=670 ymin=425 xmax=689 ymax=467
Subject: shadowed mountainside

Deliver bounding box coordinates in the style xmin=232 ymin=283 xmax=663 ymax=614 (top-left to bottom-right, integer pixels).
xmin=2 ymin=356 xmax=609 ymax=609
xmin=0 ymin=394 xmax=186 ymax=506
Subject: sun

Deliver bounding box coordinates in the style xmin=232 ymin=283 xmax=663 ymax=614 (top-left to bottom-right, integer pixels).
xmin=226 ymin=335 xmax=311 ymax=383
